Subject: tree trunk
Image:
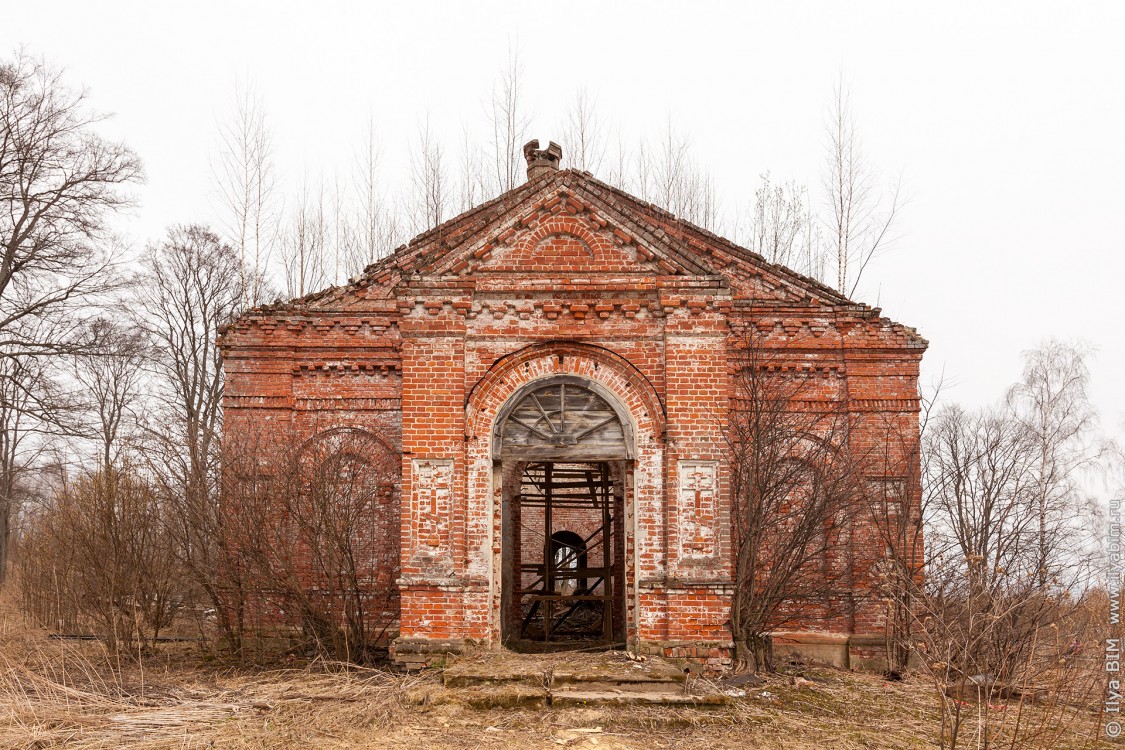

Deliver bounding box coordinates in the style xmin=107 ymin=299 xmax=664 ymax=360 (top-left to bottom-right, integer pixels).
xmin=733 ymin=631 xmax=773 ymax=674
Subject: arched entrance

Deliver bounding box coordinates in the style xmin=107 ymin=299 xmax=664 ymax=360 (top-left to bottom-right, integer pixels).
xmin=494 ymin=376 xmax=630 ymax=649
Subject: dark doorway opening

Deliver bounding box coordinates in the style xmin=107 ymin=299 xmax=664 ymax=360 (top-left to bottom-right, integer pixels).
xmin=503 ymin=460 xmax=625 ymax=649
xmin=495 ymin=377 xmax=631 ymax=652
xmin=550 ymin=530 xmax=587 ymax=596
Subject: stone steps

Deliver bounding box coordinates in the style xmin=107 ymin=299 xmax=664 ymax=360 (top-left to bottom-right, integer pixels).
xmin=427 ymin=652 xmax=730 ymax=708
xmin=552 ymin=689 xmax=729 ymax=707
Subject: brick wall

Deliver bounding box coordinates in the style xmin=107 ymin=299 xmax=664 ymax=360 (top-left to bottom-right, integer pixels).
xmin=219 ymin=169 xmax=925 ymax=665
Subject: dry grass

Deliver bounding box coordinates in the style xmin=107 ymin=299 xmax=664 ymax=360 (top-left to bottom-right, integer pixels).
xmin=0 ymin=595 xmax=1108 ymax=749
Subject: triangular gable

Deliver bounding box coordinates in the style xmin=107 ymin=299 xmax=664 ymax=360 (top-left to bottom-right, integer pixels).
xmin=410 ymin=178 xmax=711 ymax=279
xmin=299 ymin=169 xmax=856 ymax=310
xmin=569 ymin=175 xmax=852 ymax=306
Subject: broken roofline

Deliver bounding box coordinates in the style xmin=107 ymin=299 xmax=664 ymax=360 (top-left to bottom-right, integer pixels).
xmin=224 ymin=164 xmax=923 ymax=351
xmin=405 ymin=174 xmax=834 ymax=292
xmin=256 ymin=172 xmax=842 ymax=298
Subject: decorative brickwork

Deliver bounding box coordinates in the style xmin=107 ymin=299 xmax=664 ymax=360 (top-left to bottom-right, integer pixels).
xmin=677 ymin=461 xmax=719 ymax=561
xmin=219 ymin=148 xmax=926 ymax=669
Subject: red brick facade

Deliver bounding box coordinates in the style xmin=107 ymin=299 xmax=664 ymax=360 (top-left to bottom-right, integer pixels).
xmin=219 ymin=143 xmax=926 ymax=668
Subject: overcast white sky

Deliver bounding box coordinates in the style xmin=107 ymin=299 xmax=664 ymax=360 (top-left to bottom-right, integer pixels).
xmin=5 ymin=1 xmax=1123 ymax=437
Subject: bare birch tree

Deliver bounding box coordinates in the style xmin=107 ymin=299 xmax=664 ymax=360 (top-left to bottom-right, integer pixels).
xmin=212 ymin=81 xmax=277 ymax=306
xmin=328 ymin=175 xmax=357 ymax=287
xmin=823 ymin=77 xmax=900 ymax=297
xmin=347 ymin=117 xmax=402 ymax=273
xmin=352 ymin=117 xmax=382 ymax=270
xmin=279 ymin=175 xmax=328 ymax=299
xmin=1006 ymin=340 xmax=1100 ymax=588
xmin=456 ymin=122 xmax=487 ymax=214
xmin=135 ymin=225 xmax=249 ymax=650
xmin=409 ymin=117 xmax=448 ymax=235
xmin=488 ymin=46 xmax=530 ymax=195
xmin=636 ymin=119 xmax=720 ymax=231
xmin=562 ymin=88 xmax=606 ymax=174
xmin=742 ymin=173 xmax=825 ymax=280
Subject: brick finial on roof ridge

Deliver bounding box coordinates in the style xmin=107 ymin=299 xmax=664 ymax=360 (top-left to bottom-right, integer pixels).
xmin=523 ymin=139 xmax=562 ymax=181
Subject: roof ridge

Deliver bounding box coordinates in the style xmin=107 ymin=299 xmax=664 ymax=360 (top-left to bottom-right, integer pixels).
xmin=249 ymin=168 xmax=866 ymax=317
xmin=572 ymin=171 xmax=852 ymax=305
xmin=368 ymin=171 xmax=561 ymax=278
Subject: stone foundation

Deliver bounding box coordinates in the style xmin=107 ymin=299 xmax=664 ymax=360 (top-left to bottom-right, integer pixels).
xmin=772 ymin=632 xmax=891 ymax=672
xmin=389 ymin=637 xmax=478 ymax=671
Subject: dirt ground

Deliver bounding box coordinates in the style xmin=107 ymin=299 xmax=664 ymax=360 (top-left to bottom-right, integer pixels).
xmin=0 ymin=603 xmax=1108 ymax=749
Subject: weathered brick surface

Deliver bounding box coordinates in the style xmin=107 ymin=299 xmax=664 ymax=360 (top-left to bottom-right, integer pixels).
xmin=219 ymin=167 xmax=925 ymax=664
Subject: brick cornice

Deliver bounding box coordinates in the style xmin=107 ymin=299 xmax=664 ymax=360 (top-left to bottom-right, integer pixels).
xmin=291 ymin=362 xmax=402 ymax=376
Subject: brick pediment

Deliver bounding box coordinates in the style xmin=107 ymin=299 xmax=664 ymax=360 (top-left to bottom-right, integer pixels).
xmin=244 ymin=170 xmax=921 ymax=344
xmin=422 ymin=188 xmax=686 ymax=278
xmin=334 ymin=171 xmax=855 ymax=308
xmin=473 ymin=223 xmax=648 ymax=275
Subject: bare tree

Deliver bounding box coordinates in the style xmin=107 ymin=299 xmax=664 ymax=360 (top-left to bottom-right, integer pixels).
xmin=488 ymin=46 xmax=530 ymax=195
xmin=352 ymin=117 xmax=381 ymax=270
xmin=0 ymin=356 xmax=54 ymax=581
xmin=636 ymin=119 xmax=720 ymax=231
xmin=456 ymin=122 xmax=487 ymax=214
xmin=1007 ymin=340 xmax=1100 ymax=588
xmin=0 ymin=52 xmax=140 ymax=579
xmin=328 ymin=174 xmax=356 ymax=288
xmin=212 ymin=81 xmax=277 ymax=306
xmin=866 ymin=378 xmax=940 ymax=675
xmin=823 ymin=77 xmax=900 ymax=297
xmin=926 ymin=406 xmax=1041 ymax=602
xmin=604 ymin=132 xmax=633 ymax=193
xmin=134 ymin=225 xmax=249 ymax=651
xmin=72 ymin=318 xmax=149 ymax=472
xmin=18 ymin=465 xmax=182 ymax=652
xmin=279 ymin=175 xmax=328 ymax=299
xmin=226 ymin=426 xmax=400 ymax=663
xmin=347 ymin=116 xmax=402 ymax=274
xmin=913 ymin=401 xmax=1098 ymax=748
xmin=742 ymin=173 xmax=825 ymax=281
xmin=562 ymin=88 xmax=606 ymax=174
xmin=409 ymin=117 xmax=447 ymax=235
xmin=280 ymin=167 xmax=371 ymax=297
xmin=726 ymin=336 xmax=867 ymax=672
xmin=0 ymin=51 xmax=141 ymax=363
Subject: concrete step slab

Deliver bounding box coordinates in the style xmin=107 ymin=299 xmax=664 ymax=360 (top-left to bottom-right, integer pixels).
xmin=550 ymin=689 xmax=730 ymax=707
xmin=442 ymin=665 xmax=548 ymax=688
xmin=441 ymin=651 xmax=688 ymax=689
xmin=461 ymin=684 xmax=549 ymax=709
xmin=552 ymin=680 xmax=687 ymax=694
xmin=409 ymin=683 xmax=549 ymax=709
xmin=551 ymin=659 xmax=686 ymax=686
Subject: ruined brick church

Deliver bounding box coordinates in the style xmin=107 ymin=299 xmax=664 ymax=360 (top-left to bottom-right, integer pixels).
xmin=220 ymin=141 xmax=925 ymax=669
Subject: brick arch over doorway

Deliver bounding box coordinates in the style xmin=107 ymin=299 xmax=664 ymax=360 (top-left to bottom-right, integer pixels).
xmin=463 ymin=342 xmax=667 ymax=647
xmin=465 ymin=341 xmax=666 ymax=442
